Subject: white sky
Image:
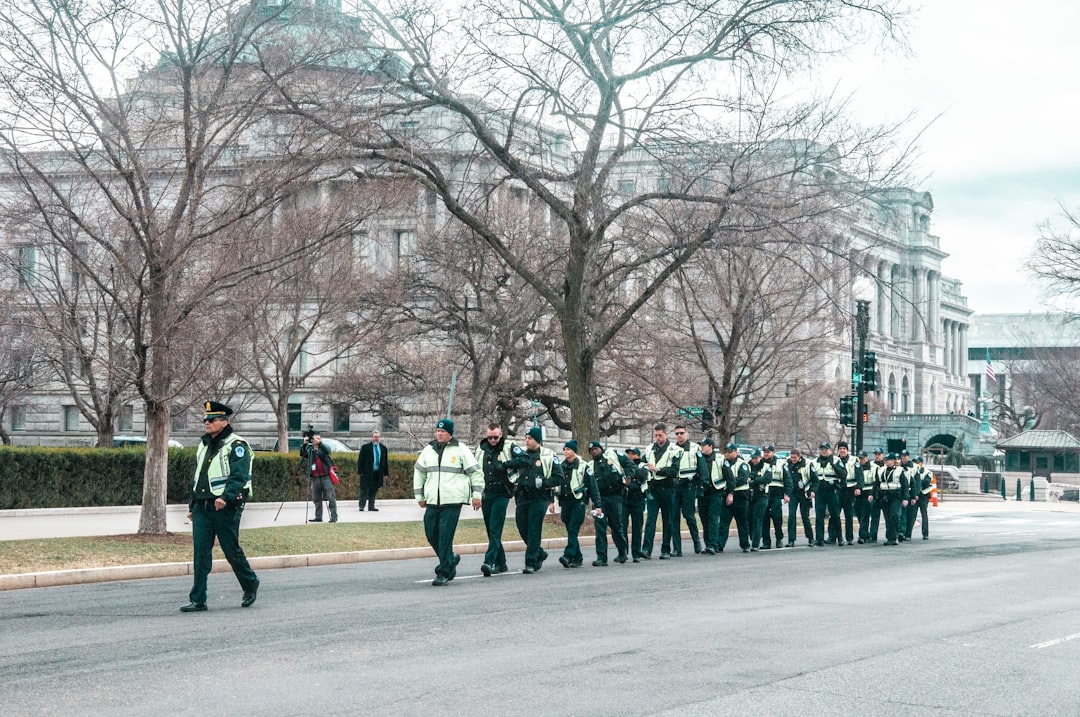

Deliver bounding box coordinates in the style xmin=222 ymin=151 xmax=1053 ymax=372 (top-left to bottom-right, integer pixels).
xmin=808 ymin=1 xmax=1080 ymax=314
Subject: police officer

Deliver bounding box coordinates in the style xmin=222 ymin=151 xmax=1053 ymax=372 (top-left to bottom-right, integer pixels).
xmin=642 ymin=424 xmax=682 ymax=560
xmin=589 ymin=441 xmax=631 ymax=565
xmin=698 ymin=438 xmax=721 ymax=554
xmin=507 ymin=426 xmax=564 ymax=573
xmin=897 ymin=449 xmax=916 ymax=542
xmin=414 ymin=418 xmax=483 ymax=586
xmin=813 ymin=441 xmax=846 ymax=546
xmin=475 ymin=422 xmax=519 ymax=576
xmin=907 ymin=456 xmax=932 ymax=540
xmin=784 ymin=448 xmax=817 ymax=547
xmin=748 ymin=448 xmax=771 ymax=551
xmin=836 ymin=441 xmax=859 ymax=545
xmin=556 ymin=440 xmax=596 ymax=568
xmin=622 ymin=447 xmax=650 ymax=562
xmin=761 ymin=444 xmax=788 ymax=549
xmin=181 ymin=401 xmax=259 ymax=612
xmin=716 ymin=443 xmax=751 ymax=553
xmin=874 ymin=452 xmax=909 ymax=546
xmin=670 ymin=424 xmax=703 ymax=556
xmin=867 ymin=448 xmax=886 ymax=542
xmin=855 ymin=450 xmax=876 ymax=543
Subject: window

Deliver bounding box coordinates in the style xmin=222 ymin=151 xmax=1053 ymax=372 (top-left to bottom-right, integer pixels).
xmin=352 ymin=230 xmax=372 ymax=268
xmin=509 ymin=187 xmax=526 ymax=205
xmin=380 ymin=405 xmax=399 ymax=432
xmin=288 ymin=403 xmax=302 ymax=432
xmin=332 ymin=403 xmax=351 ymax=432
xmin=63 ymin=406 xmax=79 ymax=432
xmin=656 ymin=177 xmax=672 ymax=192
xmin=10 ymin=405 xmax=26 ymax=431
xmin=119 ymin=404 xmax=134 ymax=432
xmin=394 ymin=230 xmax=415 ymax=268
xmin=171 ymin=408 xmax=190 ymax=432
xmin=617 ymin=179 xmax=635 ymax=195
xmin=16 ymin=245 xmax=37 ymax=287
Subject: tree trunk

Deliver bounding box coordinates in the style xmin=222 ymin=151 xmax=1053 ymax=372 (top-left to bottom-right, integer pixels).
xmin=563 ymin=324 xmax=599 ymax=441
xmin=138 ymin=400 xmax=172 ymax=534
xmin=276 ymin=400 xmax=289 ymax=452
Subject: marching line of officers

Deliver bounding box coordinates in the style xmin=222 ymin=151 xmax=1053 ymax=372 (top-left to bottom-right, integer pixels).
xmin=413 ymin=419 xmax=936 ymax=586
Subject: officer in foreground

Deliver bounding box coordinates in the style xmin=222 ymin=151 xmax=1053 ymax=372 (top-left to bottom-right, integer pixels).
xmin=181 ymin=401 xmax=259 ymax=612
xmin=507 ymin=427 xmax=564 ymax=573
xmin=414 ymin=418 xmax=483 ymax=586
xmin=475 ymin=422 xmax=519 ymax=576
xmin=622 ymin=447 xmax=650 ymax=562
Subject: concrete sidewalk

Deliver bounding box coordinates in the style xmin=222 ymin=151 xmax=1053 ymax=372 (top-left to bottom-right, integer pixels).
xmin=2 ymin=495 xmax=1078 ymax=592
xmin=0 ymin=498 xmax=475 ymax=541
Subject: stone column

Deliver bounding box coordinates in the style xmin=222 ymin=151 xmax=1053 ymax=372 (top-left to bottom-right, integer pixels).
xmin=960 ymin=323 xmax=968 ymax=388
xmin=927 ymin=271 xmax=939 ymax=343
xmin=942 ymin=319 xmax=951 ymax=377
xmin=876 ymin=262 xmax=889 ymax=335
xmin=912 ymin=267 xmax=925 ymax=341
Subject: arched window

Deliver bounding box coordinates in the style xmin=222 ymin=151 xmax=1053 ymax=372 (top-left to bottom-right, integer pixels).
xmin=887 ymin=373 xmax=897 ymax=411
xmin=901 ymin=375 xmax=910 ymax=413
xmin=929 ymin=382 xmax=936 ymax=414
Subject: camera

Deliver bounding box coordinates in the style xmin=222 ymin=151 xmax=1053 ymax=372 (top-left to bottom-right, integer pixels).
xmin=302 ymin=424 xmax=316 ymax=443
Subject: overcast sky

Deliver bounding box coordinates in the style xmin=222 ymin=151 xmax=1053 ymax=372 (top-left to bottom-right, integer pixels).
xmin=807 ymin=1 xmax=1080 ymax=315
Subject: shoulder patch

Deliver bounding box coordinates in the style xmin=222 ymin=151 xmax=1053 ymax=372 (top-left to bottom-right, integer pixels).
xmin=512 ymin=446 xmax=522 ymax=455
xmin=696 ymin=450 xmax=703 ymax=458
xmin=233 ymin=445 xmax=246 ymax=458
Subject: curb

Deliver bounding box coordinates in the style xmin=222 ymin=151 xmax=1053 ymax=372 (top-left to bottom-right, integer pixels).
xmin=0 ymin=535 xmax=599 ymax=592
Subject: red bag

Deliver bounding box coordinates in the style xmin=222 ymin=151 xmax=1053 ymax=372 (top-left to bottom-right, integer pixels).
xmin=329 ymin=466 xmax=340 ymax=485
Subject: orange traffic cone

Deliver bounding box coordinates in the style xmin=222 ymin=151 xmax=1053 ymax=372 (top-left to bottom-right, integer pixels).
xmin=931 ymin=476 xmax=939 ymax=507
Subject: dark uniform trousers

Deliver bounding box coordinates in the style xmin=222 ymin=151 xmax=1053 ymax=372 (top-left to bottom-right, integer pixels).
xmin=749 ymin=490 xmax=769 ymax=549
xmin=717 ymin=493 xmax=750 ymax=551
xmin=624 ymin=494 xmax=647 ymax=560
xmin=481 ymin=490 xmax=510 ymax=569
xmin=699 ymin=489 xmax=718 ymax=551
xmin=672 ymin=480 xmax=702 ymax=555
xmin=815 ymin=481 xmax=842 ymax=545
xmin=595 ymin=494 xmax=628 ymax=562
xmin=516 ymin=496 xmax=551 ymax=569
xmin=559 ymin=497 xmax=587 ymax=564
xmin=840 ymin=485 xmax=857 ymax=544
xmin=763 ymin=489 xmax=785 ymax=548
xmin=907 ymin=493 xmax=930 ymax=538
xmin=423 ymin=504 xmax=463 ymax=579
xmin=642 ymin=480 xmax=676 ymax=557
xmin=788 ymin=491 xmax=814 ymax=544
xmin=190 ymin=501 xmax=259 ymax=604
xmin=879 ymin=491 xmax=903 ymax=543
xmin=856 ymin=492 xmax=874 ymax=542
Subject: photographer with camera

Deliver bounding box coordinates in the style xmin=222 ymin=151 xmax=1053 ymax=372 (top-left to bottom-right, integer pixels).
xmin=300 ymin=427 xmax=338 ymax=523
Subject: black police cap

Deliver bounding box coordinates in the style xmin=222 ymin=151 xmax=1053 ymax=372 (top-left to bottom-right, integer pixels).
xmin=203 ymin=400 xmax=233 ymax=420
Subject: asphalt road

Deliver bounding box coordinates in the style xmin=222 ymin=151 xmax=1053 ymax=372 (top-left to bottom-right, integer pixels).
xmin=3 ymin=506 xmax=1080 ymax=716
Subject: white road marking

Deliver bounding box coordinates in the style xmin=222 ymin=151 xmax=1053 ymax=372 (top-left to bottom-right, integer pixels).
xmin=1030 ymin=632 xmax=1080 ymax=650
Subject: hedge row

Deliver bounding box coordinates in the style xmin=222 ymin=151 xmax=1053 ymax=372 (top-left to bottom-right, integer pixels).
xmin=0 ymin=446 xmax=418 ymax=510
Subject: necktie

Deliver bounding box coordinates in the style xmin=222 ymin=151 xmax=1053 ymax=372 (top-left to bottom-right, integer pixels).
xmin=373 ymin=444 xmax=380 ymax=471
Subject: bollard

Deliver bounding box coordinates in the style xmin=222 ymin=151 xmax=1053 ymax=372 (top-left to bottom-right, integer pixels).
xmin=982 ymin=475 xmax=988 ymax=493
xmin=1001 ymin=479 xmax=1007 ymax=500
xmin=1016 ymin=477 xmax=1022 ymax=501
xmin=1030 ymin=479 xmax=1035 ymax=502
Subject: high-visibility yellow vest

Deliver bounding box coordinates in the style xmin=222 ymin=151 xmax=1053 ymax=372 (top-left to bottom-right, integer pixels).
xmin=193 ymin=433 xmax=253 ymax=497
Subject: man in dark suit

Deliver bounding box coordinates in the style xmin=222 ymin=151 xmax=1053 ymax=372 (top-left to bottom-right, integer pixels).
xmin=357 ymin=430 xmax=389 ymax=511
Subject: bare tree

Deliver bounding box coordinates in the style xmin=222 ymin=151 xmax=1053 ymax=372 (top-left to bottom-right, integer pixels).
xmin=269 ymin=0 xmax=913 ymax=440
xmin=0 ymin=308 xmax=45 ymax=445
xmin=0 ymin=1 xmax=372 ymax=532
xmin=1031 ymin=206 xmax=1080 ymax=306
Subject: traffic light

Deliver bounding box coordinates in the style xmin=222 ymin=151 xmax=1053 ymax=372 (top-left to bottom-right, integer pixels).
xmin=862 ymin=351 xmax=877 ymax=392
xmin=839 ymin=396 xmax=855 ymax=426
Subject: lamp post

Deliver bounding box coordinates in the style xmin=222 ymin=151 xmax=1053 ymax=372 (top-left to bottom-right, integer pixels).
xmin=854 ymin=299 xmax=871 ymax=453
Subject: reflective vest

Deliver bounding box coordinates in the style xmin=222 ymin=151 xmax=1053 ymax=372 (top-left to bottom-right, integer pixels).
xmin=644 ymin=443 xmax=682 ymax=483
xmin=474 ymin=441 xmax=519 ymax=481
xmin=562 ymin=458 xmax=589 ymax=500
xmin=675 ymin=442 xmax=701 ymax=482
xmin=766 ymin=459 xmax=785 ymax=490
xmin=917 ymin=468 xmax=933 ymax=494
xmin=790 ymin=462 xmax=814 ymax=493
xmin=817 ymin=456 xmax=842 ymax=485
xmin=840 ymin=455 xmax=858 ymax=487
xmin=728 ymin=457 xmax=750 ymax=491
xmin=704 ymin=455 xmax=724 ymax=490
xmin=194 ymin=433 xmax=253 ymax=497
xmin=878 ymin=465 xmax=904 ymax=491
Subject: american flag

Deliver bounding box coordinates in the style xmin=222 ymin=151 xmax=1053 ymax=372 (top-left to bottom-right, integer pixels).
xmin=985 ymin=350 xmax=996 ymax=384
